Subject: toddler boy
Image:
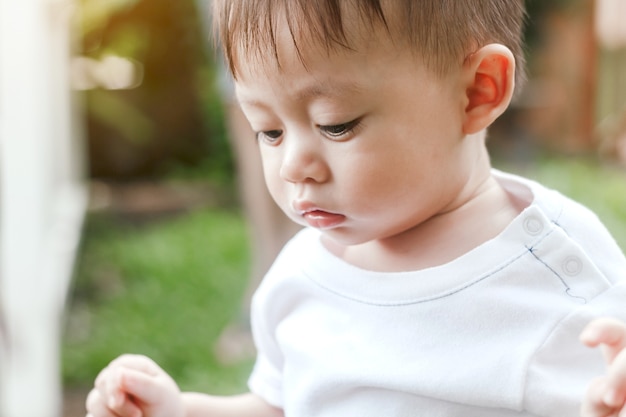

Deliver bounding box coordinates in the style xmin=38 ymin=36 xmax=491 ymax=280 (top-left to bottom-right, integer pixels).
xmin=86 ymin=1 xmax=626 ymax=416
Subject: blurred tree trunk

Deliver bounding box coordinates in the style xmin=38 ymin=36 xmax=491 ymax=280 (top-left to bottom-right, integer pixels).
xmin=521 ymin=0 xmax=597 ymax=152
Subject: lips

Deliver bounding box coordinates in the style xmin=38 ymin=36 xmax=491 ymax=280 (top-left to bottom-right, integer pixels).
xmin=293 ymin=201 xmax=346 ymax=229
xmin=302 ymin=210 xmax=346 ymax=229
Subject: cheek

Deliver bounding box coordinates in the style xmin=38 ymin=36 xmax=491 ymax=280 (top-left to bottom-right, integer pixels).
xmin=345 ymin=142 xmax=443 ymax=207
xmin=337 ymin=153 xmax=408 ymax=204
xmin=260 ymin=152 xmax=287 ymax=204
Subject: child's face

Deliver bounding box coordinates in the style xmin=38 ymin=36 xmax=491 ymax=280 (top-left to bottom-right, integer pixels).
xmin=235 ymin=26 xmax=479 ymax=247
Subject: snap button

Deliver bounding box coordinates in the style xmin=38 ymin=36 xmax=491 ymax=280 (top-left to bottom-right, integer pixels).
xmin=523 ymin=216 xmax=544 ymax=235
xmin=562 ymin=256 xmax=583 ymax=276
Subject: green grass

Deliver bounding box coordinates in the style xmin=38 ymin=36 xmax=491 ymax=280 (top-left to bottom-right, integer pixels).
xmin=62 ymin=207 xmax=253 ymax=394
xmin=62 ymin=155 xmax=626 ymax=397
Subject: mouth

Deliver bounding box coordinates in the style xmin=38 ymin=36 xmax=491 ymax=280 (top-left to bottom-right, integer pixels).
xmin=293 ymin=202 xmax=346 ymax=230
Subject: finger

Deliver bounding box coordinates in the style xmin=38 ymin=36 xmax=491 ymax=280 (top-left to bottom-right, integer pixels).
xmin=104 ymin=367 xmax=126 ymax=409
xmin=582 ymin=377 xmax=614 ymax=417
xmin=85 ymin=389 xmax=120 ymax=417
xmin=94 ymin=365 xmax=137 ymax=414
xmin=91 ymin=354 xmax=171 ymax=415
xmin=94 ymin=365 xmax=123 ymax=407
xmin=107 ymin=354 xmax=162 ymax=377
xmin=87 ymin=385 xmax=143 ymax=417
xmin=604 ymin=349 xmax=626 ymax=408
xmin=95 ymin=365 xmax=113 ymax=393
xmin=581 ymin=318 xmax=626 ymax=349
xmin=110 ymin=394 xmax=143 ymax=417
xmin=121 ymin=367 xmax=177 ymax=406
xmin=581 ymin=318 xmax=626 ymax=364
xmin=97 ymin=356 xmax=160 ymax=408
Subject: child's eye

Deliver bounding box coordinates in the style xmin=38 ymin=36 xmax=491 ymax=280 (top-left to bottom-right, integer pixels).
xmin=256 ymin=129 xmax=283 ymax=144
xmin=319 ymin=119 xmax=361 ymax=139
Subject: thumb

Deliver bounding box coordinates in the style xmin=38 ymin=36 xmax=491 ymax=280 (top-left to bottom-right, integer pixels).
xmin=121 ymin=367 xmax=180 ymax=406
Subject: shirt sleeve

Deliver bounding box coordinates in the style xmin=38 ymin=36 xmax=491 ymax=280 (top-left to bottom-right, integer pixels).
xmin=523 ymin=283 xmax=626 ymax=416
xmin=248 ymin=351 xmax=284 ymax=408
xmin=246 ymin=276 xmax=286 ymax=408
xmin=246 ymin=230 xmax=315 ymax=408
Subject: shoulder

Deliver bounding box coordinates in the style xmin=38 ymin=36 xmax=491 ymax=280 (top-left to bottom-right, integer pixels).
xmin=495 ymin=169 xmax=626 ymax=286
xmin=494 ymin=169 xmax=603 ymax=227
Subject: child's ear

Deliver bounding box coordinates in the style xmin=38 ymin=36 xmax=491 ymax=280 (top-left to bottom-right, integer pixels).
xmin=462 ymin=44 xmax=515 ymax=135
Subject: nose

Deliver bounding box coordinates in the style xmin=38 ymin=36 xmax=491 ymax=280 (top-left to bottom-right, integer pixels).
xmin=279 ymin=135 xmax=330 ymax=184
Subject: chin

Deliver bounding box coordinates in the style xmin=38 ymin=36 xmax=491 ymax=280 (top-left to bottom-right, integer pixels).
xmin=321 ymin=229 xmax=372 ymax=248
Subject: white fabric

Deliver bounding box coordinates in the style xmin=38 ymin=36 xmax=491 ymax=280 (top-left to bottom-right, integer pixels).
xmin=248 ymin=170 xmax=626 ymax=417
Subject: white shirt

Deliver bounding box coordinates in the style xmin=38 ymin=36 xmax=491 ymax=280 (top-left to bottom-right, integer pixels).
xmin=248 ymin=171 xmax=626 ymax=416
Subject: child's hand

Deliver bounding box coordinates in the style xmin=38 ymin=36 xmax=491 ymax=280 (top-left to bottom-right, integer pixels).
xmin=85 ymin=354 xmax=184 ymax=417
xmin=580 ymin=318 xmax=626 ymax=417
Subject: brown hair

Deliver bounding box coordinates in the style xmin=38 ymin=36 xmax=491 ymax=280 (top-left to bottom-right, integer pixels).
xmin=213 ymin=0 xmax=526 ymax=87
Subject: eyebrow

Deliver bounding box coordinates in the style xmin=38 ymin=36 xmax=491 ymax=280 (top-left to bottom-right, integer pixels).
xmin=294 ymin=79 xmax=365 ymax=101
xmin=238 ymin=79 xmax=365 ymax=108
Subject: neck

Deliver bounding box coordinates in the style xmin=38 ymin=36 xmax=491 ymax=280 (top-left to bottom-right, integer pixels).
xmin=338 ymin=155 xmax=523 ymax=272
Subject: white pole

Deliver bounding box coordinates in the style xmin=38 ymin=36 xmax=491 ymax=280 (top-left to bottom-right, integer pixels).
xmin=0 ymin=0 xmax=86 ymax=416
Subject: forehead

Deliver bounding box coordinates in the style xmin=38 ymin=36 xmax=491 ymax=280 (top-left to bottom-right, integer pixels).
xmin=233 ymin=19 xmax=411 ymax=107
xmin=236 ymin=73 xmax=367 ymax=109
xmin=233 ymin=28 xmax=447 ymax=117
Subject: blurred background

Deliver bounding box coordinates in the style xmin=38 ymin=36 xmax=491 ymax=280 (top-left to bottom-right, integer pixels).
xmin=0 ymin=0 xmax=625 ymax=416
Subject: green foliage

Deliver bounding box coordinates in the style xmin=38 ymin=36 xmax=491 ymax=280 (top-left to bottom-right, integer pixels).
xmin=63 ymin=208 xmax=252 ymax=394
xmin=87 ymin=91 xmax=155 ymax=145
xmin=81 ymin=0 xmax=229 ymax=180
xmin=79 ymin=0 xmax=141 ymax=41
